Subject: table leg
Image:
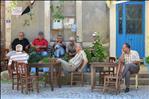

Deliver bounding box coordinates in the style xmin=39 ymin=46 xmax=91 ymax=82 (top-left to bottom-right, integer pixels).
xmin=91 ymin=67 xmax=96 ymax=91
xmin=56 ymin=66 xmax=61 ymax=88
xmin=49 ymin=65 xmax=54 ymax=91
xmin=36 ymin=68 xmax=39 ymax=76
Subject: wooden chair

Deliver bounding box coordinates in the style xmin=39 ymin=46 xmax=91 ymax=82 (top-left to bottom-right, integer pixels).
xmin=70 ymin=60 xmax=85 ymax=86
xmin=98 ymin=57 xmax=116 ymax=84
xmin=8 ymin=61 xmax=21 ymax=90
xmin=108 ymin=57 xmax=116 ymax=74
xmin=0 ymin=48 xmax=9 ymax=72
xmin=16 ymin=62 xmax=39 ymax=94
xmin=134 ymin=74 xmax=139 ymax=89
xmin=103 ymin=62 xmax=123 ymax=94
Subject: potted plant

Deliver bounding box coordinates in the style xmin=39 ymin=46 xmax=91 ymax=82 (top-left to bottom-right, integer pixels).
xmin=51 ymin=1 xmax=64 ymax=29
xmin=84 ymin=32 xmax=108 ymax=72
xmin=144 ymin=56 xmax=149 ymax=71
xmin=85 ymin=32 xmax=107 ymax=62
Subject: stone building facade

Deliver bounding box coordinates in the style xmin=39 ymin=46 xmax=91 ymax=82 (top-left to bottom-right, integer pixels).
xmin=3 ymin=1 xmax=110 ymax=49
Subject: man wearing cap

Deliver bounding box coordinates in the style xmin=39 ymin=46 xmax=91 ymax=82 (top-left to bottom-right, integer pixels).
xmin=32 ymin=32 xmax=49 ymax=56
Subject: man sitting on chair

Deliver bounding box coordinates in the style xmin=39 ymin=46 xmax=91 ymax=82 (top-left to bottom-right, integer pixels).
xmin=8 ymin=44 xmax=29 ymax=78
xmin=119 ymin=43 xmax=140 ymax=93
xmin=8 ymin=44 xmax=29 ymax=66
xmin=57 ymin=43 xmax=88 ymax=73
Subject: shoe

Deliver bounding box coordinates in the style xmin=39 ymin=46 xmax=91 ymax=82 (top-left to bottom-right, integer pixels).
xmin=125 ymin=88 xmax=129 ymax=93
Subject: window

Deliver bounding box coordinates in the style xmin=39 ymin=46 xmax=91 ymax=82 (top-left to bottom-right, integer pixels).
xmin=118 ymin=5 xmax=123 ymax=34
xmin=126 ymin=4 xmax=143 ymax=34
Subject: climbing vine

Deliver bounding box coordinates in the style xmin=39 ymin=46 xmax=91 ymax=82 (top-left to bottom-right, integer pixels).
xmin=7 ymin=1 xmax=17 ymax=12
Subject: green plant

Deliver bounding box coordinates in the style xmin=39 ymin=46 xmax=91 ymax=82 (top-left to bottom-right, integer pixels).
xmin=84 ymin=32 xmax=107 ymax=62
xmin=146 ymin=56 xmax=149 ymax=64
xmin=7 ymin=1 xmax=17 ymax=12
xmin=84 ymin=47 xmax=92 ymax=62
xmin=51 ymin=1 xmax=64 ymax=20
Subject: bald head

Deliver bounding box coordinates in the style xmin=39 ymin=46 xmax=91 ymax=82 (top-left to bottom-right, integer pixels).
xmin=69 ymin=37 xmax=75 ymax=45
xmin=18 ymin=32 xmax=25 ymax=40
xmin=69 ymin=37 xmax=75 ymax=41
xmin=16 ymin=44 xmax=23 ymax=52
xmin=75 ymin=43 xmax=82 ymax=52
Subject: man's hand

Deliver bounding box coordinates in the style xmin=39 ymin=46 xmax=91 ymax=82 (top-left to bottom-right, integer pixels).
xmin=35 ymin=46 xmax=40 ymax=49
xmin=25 ymin=45 xmax=30 ymax=50
xmin=133 ymin=61 xmax=140 ymax=65
xmin=119 ymin=52 xmax=125 ymax=64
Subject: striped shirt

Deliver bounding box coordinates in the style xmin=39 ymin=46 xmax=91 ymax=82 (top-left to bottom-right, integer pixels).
xmin=124 ymin=50 xmax=140 ymax=64
xmin=69 ymin=50 xmax=87 ymax=69
xmin=8 ymin=52 xmax=29 ymax=65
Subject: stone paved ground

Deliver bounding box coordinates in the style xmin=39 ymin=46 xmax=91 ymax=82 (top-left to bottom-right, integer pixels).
xmin=1 ymin=83 xmax=149 ymax=99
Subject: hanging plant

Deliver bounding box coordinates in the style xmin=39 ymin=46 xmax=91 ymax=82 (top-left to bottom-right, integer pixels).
xmin=7 ymin=1 xmax=18 ymax=12
xmin=51 ymin=1 xmax=64 ymax=20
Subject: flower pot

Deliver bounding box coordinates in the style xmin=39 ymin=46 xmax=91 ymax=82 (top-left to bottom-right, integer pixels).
xmin=52 ymin=19 xmax=63 ymax=29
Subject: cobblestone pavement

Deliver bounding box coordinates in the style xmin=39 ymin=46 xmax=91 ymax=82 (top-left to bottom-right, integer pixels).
xmin=1 ymin=83 xmax=149 ymax=99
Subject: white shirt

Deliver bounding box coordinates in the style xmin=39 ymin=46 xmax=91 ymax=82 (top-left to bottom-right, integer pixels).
xmin=69 ymin=50 xmax=87 ymax=68
xmin=124 ymin=50 xmax=140 ymax=64
xmin=8 ymin=52 xmax=29 ymax=65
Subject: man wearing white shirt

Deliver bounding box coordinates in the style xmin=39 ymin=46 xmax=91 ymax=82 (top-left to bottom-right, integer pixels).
xmin=57 ymin=43 xmax=88 ymax=72
xmin=119 ymin=43 xmax=140 ymax=93
xmin=8 ymin=44 xmax=29 ymax=66
xmin=8 ymin=44 xmax=29 ymax=78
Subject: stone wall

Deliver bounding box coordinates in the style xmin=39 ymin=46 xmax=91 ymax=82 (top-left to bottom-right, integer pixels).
xmin=10 ymin=1 xmax=109 ymax=48
xmin=11 ymin=1 xmax=44 ymax=42
xmin=1 ymin=1 xmax=5 ymax=48
xmin=82 ymin=1 xmax=109 ymax=46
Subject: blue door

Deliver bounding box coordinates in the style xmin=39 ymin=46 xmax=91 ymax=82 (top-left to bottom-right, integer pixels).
xmin=116 ymin=1 xmax=145 ymax=58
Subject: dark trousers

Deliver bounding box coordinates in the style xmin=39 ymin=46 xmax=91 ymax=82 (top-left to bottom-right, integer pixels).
xmin=122 ymin=63 xmax=140 ymax=88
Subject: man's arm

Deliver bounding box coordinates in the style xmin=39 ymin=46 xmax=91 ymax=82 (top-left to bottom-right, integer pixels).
xmin=119 ymin=50 xmax=125 ymax=64
xmin=78 ymin=51 xmax=88 ymax=72
xmin=11 ymin=39 xmax=17 ymax=50
xmin=132 ymin=51 xmax=140 ymax=65
xmin=25 ymin=38 xmax=30 ymax=50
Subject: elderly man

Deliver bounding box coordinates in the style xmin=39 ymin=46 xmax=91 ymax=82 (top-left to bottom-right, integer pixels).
xmin=67 ymin=37 xmax=77 ymax=58
xmin=11 ymin=32 xmax=30 ymax=52
xmin=57 ymin=43 xmax=88 ymax=73
xmin=8 ymin=44 xmax=29 ymax=66
xmin=8 ymin=44 xmax=29 ymax=78
xmin=119 ymin=43 xmax=140 ymax=93
xmin=32 ymin=32 xmax=48 ymax=56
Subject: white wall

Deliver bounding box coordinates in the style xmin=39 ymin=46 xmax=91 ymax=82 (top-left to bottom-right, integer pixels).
xmin=145 ymin=1 xmax=149 ymax=57
xmin=109 ymin=4 xmax=116 ymax=57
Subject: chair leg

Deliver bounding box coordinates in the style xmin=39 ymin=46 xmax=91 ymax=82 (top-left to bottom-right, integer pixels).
xmin=70 ymin=73 xmax=73 ymax=86
xmin=12 ymin=77 xmax=14 ymax=90
xmin=103 ymin=78 xmax=107 ymax=93
xmin=44 ymin=75 xmax=48 ymax=87
xmin=81 ymin=73 xmax=84 ymax=86
xmin=36 ymin=78 xmax=39 ymax=93
xmin=17 ymin=76 xmax=20 ymax=90
xmin=135 ymin=74 xmax=138 ymax=89
xmin=25 ymin=79 xmax=28 ymax=94
xmin=21 ymin=79 xmax=24 ymax=93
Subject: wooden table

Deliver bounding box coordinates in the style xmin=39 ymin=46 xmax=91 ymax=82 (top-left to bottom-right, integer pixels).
xmin=90 ymin=62 xmax=118 ymax=91
xmin=29 ymin=63 xmax=61 ymax=91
